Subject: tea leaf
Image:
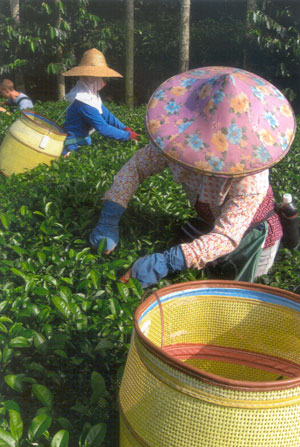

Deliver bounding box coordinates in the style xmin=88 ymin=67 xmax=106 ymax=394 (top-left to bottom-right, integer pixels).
xmin=116 ymin=282 xmax=129 ymax=302
xmin=0 ymin=428 xmax=16 ymax=447
xmin=0 ymin=214 xmax=10 ymax=230
xmin=91 ymin=371 xmax=106 ymax=397
xmin=109 ymin=298 xmax=120 ymax=315
xmin=10 ymin=269 xmax=26 ymax=280
xmin=51 ymin=297 xmax=71 ymax=319
xmin=84 ymin=423 xmax=107 ymax=447
xmin=90 ymin=269 xmax=99 ymax=289
xmin=32 ymin=384 xmax=53 ymax=409
xmin=51 ymin=430 xmax=69 ymax=447
xmin=28 ymin=413 xmax=52 ymax=442
xmin=9 ymin=410 xmax=23 ymax=441
xmin=3 ymin=401 xmax=20 ymax=413
xmin=9 ymin=337 xmax=30 ymax=348
xmin=4 ymin=375 xmax=24 ymax=393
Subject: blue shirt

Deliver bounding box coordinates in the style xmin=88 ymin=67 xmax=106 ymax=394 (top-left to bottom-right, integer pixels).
xmin=8 ymin=92 xmax=33 ymax=110
xmin=62 ymin=100 xmax=130 ymax=152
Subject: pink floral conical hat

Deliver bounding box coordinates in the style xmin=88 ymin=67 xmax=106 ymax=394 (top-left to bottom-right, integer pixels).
xmin=145 ymin=67 xmax=296 ymax=177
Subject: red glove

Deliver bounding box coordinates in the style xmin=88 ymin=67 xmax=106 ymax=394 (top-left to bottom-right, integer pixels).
xmin=125 ymin=126 xmax=139 ymax=141
xmin=129 ymin=131 xmax=139 ymax=140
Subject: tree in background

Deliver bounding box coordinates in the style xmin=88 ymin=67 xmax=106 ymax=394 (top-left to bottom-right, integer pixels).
xmin=243 ymin=0 xmax=256 ymax=70
xmin=8 ymin=0 xmax=25 ymax=91
xmin=179 ymin=0 xmax=190 ymax=73
xmin=40 ymin=0 xmax=101 ymax=100
xmin=1 ymin=0 xmax=299 ymax=112
xmin=0 ymin=0 xmax=101 ymax=100
xmin=54 ymin=0 xmax=66 ymax=99
xmin=125 ymin=0 xmax=134 ymax=108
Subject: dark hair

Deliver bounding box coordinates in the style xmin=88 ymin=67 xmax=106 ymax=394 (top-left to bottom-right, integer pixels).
xmin=0 ymin=79 xmax=14 ymax=90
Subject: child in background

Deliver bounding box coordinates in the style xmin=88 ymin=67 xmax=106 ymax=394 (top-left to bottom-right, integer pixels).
xmin=0 ymin=79 xmax=33 ymax=114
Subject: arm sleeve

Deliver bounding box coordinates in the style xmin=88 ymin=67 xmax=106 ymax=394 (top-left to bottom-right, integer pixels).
xmin=181 ymin=191 xmax=267 ymax=270
xmin=101 ymin=104 xmax=127 ymax=129
xmin=79 ymin=102 xmax=130 ymax=141
xmin=18 ymin=98 xmax=33 ymax=110
xmin=104 ymin=144 xmax=168 ymax=208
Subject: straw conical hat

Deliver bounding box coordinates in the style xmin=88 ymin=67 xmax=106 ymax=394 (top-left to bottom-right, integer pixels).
xmin=146 ymin=67 xmax=296 ymax=177
xmin=62 ymin=48 xmax=122 ymax=77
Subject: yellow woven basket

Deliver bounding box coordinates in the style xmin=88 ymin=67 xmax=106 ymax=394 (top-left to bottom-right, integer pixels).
xmin=0 ymin=110 xmax=66 ymax=176
xmin=119 ymin=280 xmax=300 ymax=447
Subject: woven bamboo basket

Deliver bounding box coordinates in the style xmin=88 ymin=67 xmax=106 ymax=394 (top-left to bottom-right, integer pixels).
xmin=0 ymin=110 xmax=66 ymax=176
xmin=119 ymin=280 xmax=300 ymax=447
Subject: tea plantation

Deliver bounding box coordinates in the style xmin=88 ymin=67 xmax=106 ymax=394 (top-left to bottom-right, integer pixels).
xmin=0 ymin=101 xmax=299 ymax=447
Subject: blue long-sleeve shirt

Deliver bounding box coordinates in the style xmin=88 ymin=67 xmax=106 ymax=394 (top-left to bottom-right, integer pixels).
xmin=62 ymin=100 xmax=130 ymax=153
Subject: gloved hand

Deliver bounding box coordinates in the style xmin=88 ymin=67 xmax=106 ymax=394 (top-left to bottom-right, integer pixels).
xmin=89 ymin=200 xmax=125 ymax=253
xmin=124 ymin=126 xmax=139 ymax=141
xmin=125 ymin=245 xmax=186 ymax=288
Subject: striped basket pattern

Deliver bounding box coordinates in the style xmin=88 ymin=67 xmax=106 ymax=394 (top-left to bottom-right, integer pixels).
xmin=119 ymin=280 xmax=300 ymax=447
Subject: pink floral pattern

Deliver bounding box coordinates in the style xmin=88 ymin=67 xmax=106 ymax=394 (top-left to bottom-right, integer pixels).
xmin=146 ymin=67 xmax=296 ymax=177
xmin=104 ymin=144 xmax=277 ymax=270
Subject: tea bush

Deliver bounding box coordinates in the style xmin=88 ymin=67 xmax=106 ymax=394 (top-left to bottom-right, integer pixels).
xmin=0 ymin=103 xmax=299 ymax=446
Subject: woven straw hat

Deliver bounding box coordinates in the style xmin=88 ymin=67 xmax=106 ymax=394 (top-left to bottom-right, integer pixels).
xmin=146 ymin=66 xmax=296 ymax=177
xmin=62 ymin=48 xmax=122 ymax=78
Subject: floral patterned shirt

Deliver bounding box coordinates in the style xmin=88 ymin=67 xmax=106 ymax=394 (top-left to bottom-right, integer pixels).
xmin=104 ymin=143 xmax=279 ymax=270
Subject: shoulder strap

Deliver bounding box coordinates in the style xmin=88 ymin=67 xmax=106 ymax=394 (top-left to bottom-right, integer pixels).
xmin=15 ymin=95 xmax=31 ymax=106
xmin=247 ymin=209 xmax=276 ymax=233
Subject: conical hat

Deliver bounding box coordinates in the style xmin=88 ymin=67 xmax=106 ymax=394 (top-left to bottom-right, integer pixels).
xmin=145 ymin=67 xmax=296 ymax=177
xmin=62 ymin=48 xmax=122 ymax=78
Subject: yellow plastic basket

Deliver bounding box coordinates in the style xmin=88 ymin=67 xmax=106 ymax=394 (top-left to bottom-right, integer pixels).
xmin=119 ymin=280 xmax=300 ymax=446
xmin=0 ymin=110 xmax=66 ymax=176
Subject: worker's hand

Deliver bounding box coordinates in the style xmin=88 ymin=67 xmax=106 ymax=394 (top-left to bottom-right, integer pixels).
xmin=120 ymin=245 xmax=186 ymax=288
xmin=125 ymin=126 xmax=139 ymax=141
xmin=120 ymin=268 xmax=132 ymax=284
xmin=0 ymin=106 xmax=10 ymax=115
xmin=129 ymin=131 xmax=139 ymax=141
xmin=89 ymin=200 xmax=125 ymax=254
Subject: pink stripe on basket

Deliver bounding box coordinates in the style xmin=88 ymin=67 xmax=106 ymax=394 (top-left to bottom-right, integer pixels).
xmin=163 ymin=343 xmax=300 ymax=378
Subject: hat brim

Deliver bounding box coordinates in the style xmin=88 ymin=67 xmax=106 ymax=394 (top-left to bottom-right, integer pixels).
xmin=146 ymin=67 xmax=296 ymax=178
xmin=62 ymin=66 xmax=122 ymax=77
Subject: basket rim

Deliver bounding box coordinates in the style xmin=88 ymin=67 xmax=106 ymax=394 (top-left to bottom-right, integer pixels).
xmin=21 ymin=110 xmax=67 ymax=136
xmin=134 ymin=279 xmax=300 ymax=392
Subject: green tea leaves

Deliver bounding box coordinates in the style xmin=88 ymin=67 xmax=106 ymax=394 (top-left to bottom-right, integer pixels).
xmin=32 ymin=384 xmax=53 ymax=410
xmin=27 ymin=413 xmax=52 ymax=442
xmin=51 ymin=430 xmax=69 ymax=447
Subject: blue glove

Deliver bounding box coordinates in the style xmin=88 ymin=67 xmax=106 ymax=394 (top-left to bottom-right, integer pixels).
xmin=89 ymin=200 xmax=125 ymax=251
xmin=131 ymin=245 xmax=186 ymax=288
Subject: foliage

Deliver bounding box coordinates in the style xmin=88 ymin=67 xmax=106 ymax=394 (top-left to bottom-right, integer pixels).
xmin=0 ymin=101 xmax=196 ymax=446
xmin=263 ymin=116 xmax=300 ymax=290
xmin=189 ymin=17 xmax=246 ymax=68
xmin=248 ymin=1 xmax=300 ymax=103
xmin=0 ymin=0 xmax=108 ymax=99
xmin=0 ymin=93 xmax=299 ymax=447
xmin=1 ymin=0 xmax=299 ymax=111
xmin=0 ymin=0 xmax=103 ymax=74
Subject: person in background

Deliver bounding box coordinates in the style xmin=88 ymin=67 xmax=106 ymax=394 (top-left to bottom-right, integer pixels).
xmin=88 ymin=67 xmax=296 ymax=289
xmin=0 ymin=79 xmax=33 ymax=114
xmin=61 ymin=48 xmax=139 ymax=157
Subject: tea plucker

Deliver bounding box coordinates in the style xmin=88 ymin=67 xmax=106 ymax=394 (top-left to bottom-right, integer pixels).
xmin=89 ymin=67 xmax=296 ymax=288
xmin=61 ymin=48 xmax=139 ymax=157
xmin=0 ymin=78 xmax=33 ymax=114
